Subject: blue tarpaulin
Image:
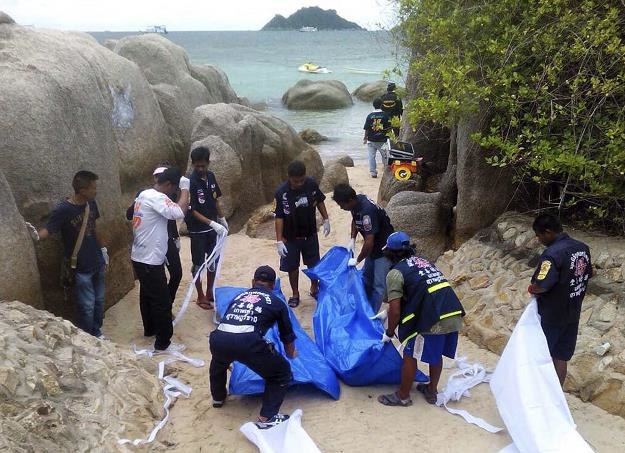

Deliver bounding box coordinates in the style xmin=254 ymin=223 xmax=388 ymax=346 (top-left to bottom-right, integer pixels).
xmin=303 ymin=246 xmax=429 ymax=385
xmin=214 ymin=283 xmax=340 ymax=400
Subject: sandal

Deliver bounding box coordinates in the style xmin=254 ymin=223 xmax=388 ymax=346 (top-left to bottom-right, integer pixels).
xmin=377 ymin=392 xmax=412 ymax=407
xmin=287 ymin=296 xmax=300 ymax=308
xmin=416 ymin=383 xmax=437 ymax=404
xmin=196 ymin=299 xmax=214 ymax=310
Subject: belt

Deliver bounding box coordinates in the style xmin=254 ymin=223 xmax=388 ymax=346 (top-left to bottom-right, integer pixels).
xmin=217 ymin=324 xmax=255 ymax=334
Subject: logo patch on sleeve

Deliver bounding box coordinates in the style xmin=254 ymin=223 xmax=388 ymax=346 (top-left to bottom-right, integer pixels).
xmin=537 ymin=260 xmax=551 ymax=280
xmin=362 ymin=215 xmax=372 ymax=232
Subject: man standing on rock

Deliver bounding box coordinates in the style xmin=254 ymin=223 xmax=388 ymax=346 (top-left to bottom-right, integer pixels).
xmin=363 ymin=97 xmax=391 ymax=178
xmin=274 ymin=160 xmax=330 ymax=308
xmin=131 ymin=167 xmax=190 ymax=353
xmin=185 ymin=146 xmax=228 ymax=310
xmin=528 ymin=213 xmax=592 ymax=386
xmin=332 ymin=183 xmax=394 ymax=313
xmin=26 ymin=171 xmax=108 ymax=339
xmin=209 ymin=265 xmax=296 ymax=429
xmin=380 ymin=82 xmax=403 ymax=137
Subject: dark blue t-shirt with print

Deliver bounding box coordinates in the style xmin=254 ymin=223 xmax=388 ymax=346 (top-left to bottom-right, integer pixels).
xmin=45 ymin=199 xmax=104 ymax=273
xmin=185 ymin=170 xmax=222 ymax=233
xmin=363 ymin=110 xmax=391 ymax=142
xmin=351 ymin=194 xmax=394 ymax=259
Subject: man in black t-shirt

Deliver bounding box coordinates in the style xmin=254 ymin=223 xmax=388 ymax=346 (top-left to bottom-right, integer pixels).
xmin=528 ymin=213 xmax=592 ymax=386
xmin=274 ymin=161 xmax=330 ymax=308
xmin=380 ymin=82 xmax=403 ymax=136
xmin=27 ymin=171 xmax=108 ymax=338
xmin=184 ymin=146 xmax=228 ymax=310
xmin=209 ymin=265 xmax=296 ymax=429
xmin=363 ymin=98 xmax=391 ymax=178
xmin=332 ymin=183 xmax=394 ymax=313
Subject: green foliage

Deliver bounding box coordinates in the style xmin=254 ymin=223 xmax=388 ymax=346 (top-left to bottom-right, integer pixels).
xmin=397 ymin=0 xmax=625 ymax=233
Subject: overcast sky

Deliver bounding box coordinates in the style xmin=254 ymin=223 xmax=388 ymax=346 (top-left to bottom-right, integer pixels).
xmin=3 ymin=0 xmax=398 ymax=31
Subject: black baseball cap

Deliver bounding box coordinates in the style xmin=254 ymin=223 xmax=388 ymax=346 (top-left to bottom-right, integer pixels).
xmin=253 ymin=265 xmax=276 ymax=283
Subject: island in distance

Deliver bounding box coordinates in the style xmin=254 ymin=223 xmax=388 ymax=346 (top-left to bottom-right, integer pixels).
xmin=261 ymin=6 xmax=364 ymax=31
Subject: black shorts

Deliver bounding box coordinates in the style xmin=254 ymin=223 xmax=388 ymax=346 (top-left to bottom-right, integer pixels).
xmin=279 ymin=236 xmax=320 ymax=272
xmin=541 ymin=320 xmax=579 ymax=361
xmin=190 ymin=230 xmax=218 ymax=272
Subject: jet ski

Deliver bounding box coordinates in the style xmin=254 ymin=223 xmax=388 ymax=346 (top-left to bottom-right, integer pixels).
xmin=298 ymin=63 xmax=332 ymax=74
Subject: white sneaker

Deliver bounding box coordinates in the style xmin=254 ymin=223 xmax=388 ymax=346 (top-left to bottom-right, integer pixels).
xmin=97 ymin=334 xmax=109 ymax=341
xmin=154 ymin=342 xmax=186 ymax=354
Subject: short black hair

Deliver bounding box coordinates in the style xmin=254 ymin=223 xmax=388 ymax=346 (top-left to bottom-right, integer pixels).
xmin=532 ymin=213 xmax=563 ymax=234
xmin=287 ymin=160 xmax=306 ymax=177
xmin=190 ymin=146 xmax=210 ymax=163
xmin=373 ymin=97 xmax=382 ymax=109
xmin=156 ymin=167 xmax=182 ymax=186
xmin=383 ymin=245 xmax=416 ymax=263
xmin=157 ymin=160 xmax=172 ymax=167
xmin=332 ymin=183 xmax=357 ymax=203
xmin=72 ymin=170 xmax=98 ymax=194
xmin=387 ymin=82 xmax=396 ymax=92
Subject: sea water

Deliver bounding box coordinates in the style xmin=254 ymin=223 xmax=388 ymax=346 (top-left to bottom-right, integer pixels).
xmin=92 ymin=30 xmax=405 ymax=161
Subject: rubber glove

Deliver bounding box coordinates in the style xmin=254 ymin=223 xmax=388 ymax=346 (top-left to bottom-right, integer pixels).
xmin=217 ymin=216 xmax=229 ymax=230
xmin=348 ymin=257 xmax=358 ymax=267
xmin=381 ymin=332 xmax=393 ymax=343
xmin=101 ymin=247 xmax=109 ymax=266
xmin=25 ymin=222 xmax=39 ymax=241
xmin=276 ymin=241 xmax=288 ymax=257
xmin=369 ymin=310 xmax=388 ymax=322
xmin=179 ymin=176 xmax=190 ymax=191
xmin=209 ymin=220 xmax=227 ymax=235
xmin=174 ymin=238 xmax=180 ymax=251
xmin=346 ymin=238 xmax=355 ymax=252
xmin=322 ymin=219 xmax=331 ymax=237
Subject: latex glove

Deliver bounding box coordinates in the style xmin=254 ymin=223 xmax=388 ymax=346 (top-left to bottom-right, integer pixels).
xmin=276 ymin=241 xmax=288 ymax=258
xmin=322 ymin=219 xmax=331 ymax=237
xmin=346 ymin=238 xmax=355 ymax=252
xmin=209 ymin=220 xmax=227 ymax=235
xmin=101 ymin=247 xmax=109 ymax=266
xmin=179 ymin=176 xmax=190 ymax=191
xmin=369 ymin=310 xmax=388 ymax=322
xmin=217 ymin=216 xmax=228 ymax=230
xmin=25 ymin=222 xmax=39 ymax=241
xmin=174 ymin=238 xmax=180 ymax=251
xmin=381 ymin=332 xmax=393 ymax=343
xmin=348 ymin=257 xmax=358 ymax=267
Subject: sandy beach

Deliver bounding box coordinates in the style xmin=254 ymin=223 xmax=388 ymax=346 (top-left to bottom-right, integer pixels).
xmin=103 ymin=162 xmax=625 ymax=453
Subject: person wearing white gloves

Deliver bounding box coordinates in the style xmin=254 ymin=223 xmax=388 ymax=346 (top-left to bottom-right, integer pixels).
xmin=274 ymin=160 xmax=330 ymax=308
xmin=131 ymin=167 xmax=190 ymax=353
xmin=333 ymin=183 xmax=394 ymax=313
xmin=26 ymin=171 xmax=107 ymax=339
xmin=184 ymin=146 xmax=228 ymax=311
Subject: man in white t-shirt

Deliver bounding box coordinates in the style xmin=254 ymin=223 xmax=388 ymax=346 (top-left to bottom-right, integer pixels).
xmin=131 ymin=167 xmax=190 ymax=352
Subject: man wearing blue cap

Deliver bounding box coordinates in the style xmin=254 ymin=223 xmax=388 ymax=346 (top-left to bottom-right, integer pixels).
xmin=377 ymin=231 xmax=465 ymax=407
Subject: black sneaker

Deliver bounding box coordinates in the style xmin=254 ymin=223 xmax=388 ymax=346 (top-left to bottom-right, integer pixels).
xmin=255 ymin=413 xmax=290 ymax=429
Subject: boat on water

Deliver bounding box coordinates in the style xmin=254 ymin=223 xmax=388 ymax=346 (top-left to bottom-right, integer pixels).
xmin=298 ymin=63 xmax=332 ymax=74
xmin=299 ymin=26 xmax=318 ymax=32
xmin=141 ymin=25 xmax=168 ymax=34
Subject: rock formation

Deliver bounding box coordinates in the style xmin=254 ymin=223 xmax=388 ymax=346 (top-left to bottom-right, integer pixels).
xmin=352 ymin=80 xmax=388 ymax=102
xmin=319 ymin=160 xmax=349 ymax=193
xmin=282 ymin=80 xmax=353 ymax=110
xmin=299 ymin=128 xmax=328 ymax=144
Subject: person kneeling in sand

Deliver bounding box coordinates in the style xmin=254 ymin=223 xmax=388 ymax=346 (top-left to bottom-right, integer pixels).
xmin=209 ymin=265 xmax=297 ymax=429
xmin=378 ymin=231 xmax=465 ymax=407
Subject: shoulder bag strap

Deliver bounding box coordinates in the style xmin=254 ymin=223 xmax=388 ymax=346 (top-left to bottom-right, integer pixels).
xmin=70 ymin=202 xmax=90 ymax=269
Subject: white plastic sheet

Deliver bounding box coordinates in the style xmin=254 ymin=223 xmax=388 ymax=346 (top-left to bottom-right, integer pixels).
xmin=490 ymin=298 xmax=593 ymax=453
xmin=240 ymin=410 xmax=321 ymax=453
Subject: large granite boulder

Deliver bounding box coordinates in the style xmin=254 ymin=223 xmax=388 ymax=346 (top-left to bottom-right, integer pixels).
xmin=299 ymin=128 xmax=328 ymax=144
xmin=190 ymin=103 xmax=323 ymax=230
xmin=377 ymin=166 xmax=424 ymax=205
xmin=320 ymin=160 xmax=349 ymax=193
xmin=352 ymin=80 xmax=388 ymax=102
xmin=189 ymin=63 xmax=243 ymax=105
xmin=0 ymin=11 xmax=15 ymax=24
xmin=282 ymin=79 xmax=353 ymax=110
xmin=386 ymin=191 xmax=451 ymax=260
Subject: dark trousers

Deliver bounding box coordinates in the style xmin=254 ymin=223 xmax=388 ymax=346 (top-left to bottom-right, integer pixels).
xmin=165 ymin=238 xmax=182 ymax=303
xmin=209 ymin=330 xmax=292 ymax=418
xmin=132 ymin=261 xmax=173 ymax=350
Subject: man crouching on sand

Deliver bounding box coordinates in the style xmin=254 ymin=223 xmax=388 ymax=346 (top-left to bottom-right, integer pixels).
xmin=209 ymin=265 xmax=297 ymax=429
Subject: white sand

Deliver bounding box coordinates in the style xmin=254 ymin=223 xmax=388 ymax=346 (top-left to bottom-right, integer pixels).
xmin=105 ymin=163 xmax=625 ymax=452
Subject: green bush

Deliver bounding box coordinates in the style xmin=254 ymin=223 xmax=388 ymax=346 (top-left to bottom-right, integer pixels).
xmin=397 ymin=0 xmax=625 ymax=233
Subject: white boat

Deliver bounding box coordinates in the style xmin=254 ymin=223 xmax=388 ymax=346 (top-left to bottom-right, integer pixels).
xmin=298 ymin=63 xmax=332 ymax=74
xmin=299 ymin=26 xmax=318 ymax=32
xmin=142 ymin=25 xmax=168 ymax=34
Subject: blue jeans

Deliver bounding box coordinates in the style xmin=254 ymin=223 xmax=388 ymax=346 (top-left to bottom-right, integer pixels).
xmin=362 ymin=256 xmax=391 ymax=313
xmin=367 ymin=141 xmax=387 ymax=176
xmin=73 ymin=264 xmax=105 ymax=337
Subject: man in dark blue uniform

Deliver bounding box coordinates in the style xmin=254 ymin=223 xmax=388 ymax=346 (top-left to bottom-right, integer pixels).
xmin=528 ymin=213 xmax=592 ymax=386
xmin=209 ymin=265 xmax=297 ymax=429
xmin=380 ymin=82 xmax=403 ymax=137
xmin=377 ymin=231 xmax=464 ymax=407
xmin=274 ymin=160 xmax=330 ymax=308
xmin=363 ymin=97 xmax=391 ymax=178
xmin=332 ymin=183 xmax=394 ymax=313
xmin=185 ymin=146 xmax=228 ymax=310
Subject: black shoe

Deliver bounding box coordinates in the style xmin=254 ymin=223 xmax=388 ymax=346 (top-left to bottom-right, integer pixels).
xmin=255 ymin=413 xmax=289 ymax=429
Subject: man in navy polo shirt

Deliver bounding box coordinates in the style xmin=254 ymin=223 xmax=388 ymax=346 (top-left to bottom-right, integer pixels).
xmin=528 ymin=213 xmax=592 ymax=386
xmin=274 ymin=160 xmax=330 ymax=308
xmin=185 ymin=146 xmax=228 ymax=310
xmin=332 ymin=183 xmax=394 ymax=313
xmin=363 ymin=97 xmax=391 ymax=178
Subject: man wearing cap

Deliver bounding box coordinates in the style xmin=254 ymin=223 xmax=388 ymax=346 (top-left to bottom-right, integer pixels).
xmin=332 ymin=183 xmax=394 ymax=313
xmin=209 ymin=265 xmax=297 ymax=429
xmin=377 ymin=231 xmax=464 ymax=407
xmin=380 ymin=82 xmax=403 ymax=137
xmin=131 ymin=167 xmax=190 ymax=353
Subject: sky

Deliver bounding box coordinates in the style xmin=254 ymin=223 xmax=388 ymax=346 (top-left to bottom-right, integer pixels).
xmin=3 ymin=0 xmax=398 ymax=31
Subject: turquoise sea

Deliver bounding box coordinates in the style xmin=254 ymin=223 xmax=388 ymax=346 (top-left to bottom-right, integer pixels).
xmin=92 ymin=30 xmax=404 ymax=161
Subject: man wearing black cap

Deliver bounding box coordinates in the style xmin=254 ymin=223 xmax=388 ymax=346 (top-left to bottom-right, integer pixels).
xmin=209 ymin=265 xmax=297 ymax=429
xmin=380 ymin=82 xmax=403 ymax=137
